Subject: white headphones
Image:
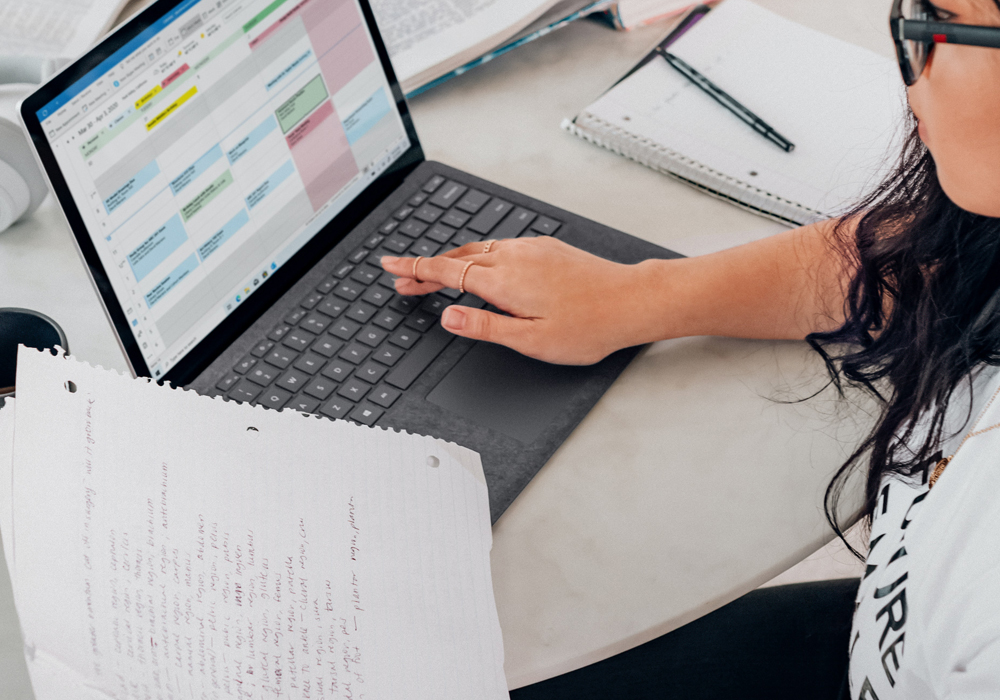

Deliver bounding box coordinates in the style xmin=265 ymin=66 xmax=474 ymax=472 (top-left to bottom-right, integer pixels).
xmin=0 ymin=56 xmax=63 ymax=233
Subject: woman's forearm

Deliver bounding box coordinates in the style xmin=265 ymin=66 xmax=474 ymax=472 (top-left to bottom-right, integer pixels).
xmin=633 ymin=219 xmax=854 ymax=342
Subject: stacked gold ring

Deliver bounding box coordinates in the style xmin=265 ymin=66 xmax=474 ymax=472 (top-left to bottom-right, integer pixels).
xmin=458 ymin=261 xmax=475 ymax=294
xmin=412 ymin=256 xmax=425 ymax=283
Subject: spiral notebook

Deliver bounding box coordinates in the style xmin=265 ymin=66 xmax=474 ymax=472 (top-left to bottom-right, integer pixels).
xmin=562 ymin=0 xmax=908 ymax=226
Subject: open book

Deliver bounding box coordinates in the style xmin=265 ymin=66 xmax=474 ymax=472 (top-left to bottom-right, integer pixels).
xmin=0 ymin=348 xmax=508 ymax=699
xmin=370 ymin=0 xmax=609 ymax=95
xmin=0 ymin=0 xmax=131 ymax=58
xmin=562 ymin=0 xmax=908 ymax=225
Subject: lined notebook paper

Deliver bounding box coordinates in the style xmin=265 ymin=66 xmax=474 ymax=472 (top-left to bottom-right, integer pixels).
xmin=0 ymin=347 xmax=508 ymax=700
xmin=563 ymin=0 xmax=908 ymax=225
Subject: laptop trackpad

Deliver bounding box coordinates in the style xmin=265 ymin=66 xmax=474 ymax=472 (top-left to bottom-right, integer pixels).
xmin=426 ymin=342 xmax=597 ymax=444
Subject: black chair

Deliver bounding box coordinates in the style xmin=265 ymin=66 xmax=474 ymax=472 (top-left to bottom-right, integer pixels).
xmin=0 ymin=308 xmax=68 ymax=398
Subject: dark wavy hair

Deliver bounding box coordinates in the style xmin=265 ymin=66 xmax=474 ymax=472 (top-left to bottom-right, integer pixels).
xmin=808 ymin=110 xmax=1000 ymax=556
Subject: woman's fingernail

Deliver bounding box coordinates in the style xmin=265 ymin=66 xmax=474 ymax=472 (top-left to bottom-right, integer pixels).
xmin=442 ymin=307 xmax=466 ymax=331
xmin=381 ymin=256 xmax=398 ymax=266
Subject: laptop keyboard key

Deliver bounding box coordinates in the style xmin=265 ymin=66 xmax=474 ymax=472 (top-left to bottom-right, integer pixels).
xmin=229 ymin=379 xmax=261 ymax=403
xmin=420 ymin=295 xmax=448 ymax=316
xmin=455 ymin=189 xmax=490 ymax=214
xmin=438 ymin=286 xmax=462 ymax=300
xmin=422 ymin=175 xmax=445 ymax=193
xmin=316 ymin=278 xmax=337 ymax=294
xmin=350 ymin=404 xmax=383 ymax=426
xmin=492 ymin=207 xmax=536 ymax=238
xmin=468 ymin=199 xmax=513 ymax=234
xmin=348 ymin=247 xmax=369 ymax=264
xmin=332 ymin=263 xmax=354 ymax=278
xmin=339 ymin=342 xmax=371 ymax=364
xmin=389 ymin=328 xmax=420 ymax=349
xmin=356 ymin=361 xmax=388 ymax=384
xmin=383 ymin=234 xmax=410 ymax=254
xmin=414 ymin=204 xmax=443 ymax=223
xmin=290 ymin=396 xmax=320 ymax=414
xmin=277 ymin=369 xmax=310 ymax=392
xmin=250 ymin=340 xmax=274 ymax=357
xmin=282 ymin=330 xmax=314 ymax=351
xmin=337 ymin=378 xmax=371 ymax=401
xmin=531 ymin=216 xmax=562 ymax=235
xmin=362 ymin=286 xmax=391 ymax=307
xmin=410 ymin=239 xmax=440 ymax=258
xmin=312 ymin=335 xmax=344 ymax=358
xmin=364 ymin=234 xmax=385 ymax=249
xmin=347 ymin=302 xmax=377 ymax=324
xmin=268 ymin=324 xmax=291 ymax=341
xmin=258 ymin=387 xmax=292 ymax=411
xmin=284 ymin=308 xmax=307 ymax=325
xmin=293 ymin=352 xmax=326 ymax=374
xmin=300 ymin=292 xmax=323 ymax=309
xmin=320 ymin=397 xmax=353 ymax=420
xmin=441 ymin=209 xmax=470 ymax=229
xmin=300 ymin=313 xmax=330 ymax=334
xmin=303 ymin=376 xmax=336 ymax=401
xmin=335 ymin=281 xmax=362 ymax=301
xmin=394 ymin=206 xmax=414 ymax=220
xmin=351 ymin=265 xmax=380 ymax=286
xmin=372 ymin=343 xmax=403 ymax=366
xmin=404 ymin=310 xmax=436 ymax=332
xmin=369 ymin=385 xmax=401 ymax=408
xmin=338 ymin=378 xmax=371 ymax=401
xmin=321 ymin=359 xmax=353 ymax=381
xmin=373 ymin=309 xmax=403 ymax=331
xmin=386 ymin=325 xmax=454 ymax=390
xmin=330 ymin=319 xmax=361 ymax=341
xmin=388 ymin=295 xmax=419 ymax=313
xmin=426 ymin=223 xmax=456 ymax=244
xmin=408 ymin=192 xmax=428 ymax=207
xmin=247 ymin=364 xmax=278 ymax=387
xmin=317 ymin=297 xmax=348 ymax=318
xmin=452 ymin=229 xmax=483 ymax=247
xmin=379 ymin=271 xmax=400 ymax=289
xmin=357 ymin=326 xmax=388 ymax=347
xmin=429 ymin=181 xmax=467 ymax=209
xmin=233 ymin=355 xmax=257 ymax=374
xmin=264 ymin=347 xmax=296 ymax=369
xmin=399 ymin=220 xmax=428 ymax=238
xmin=379 ymin=219 xmax=399 ymax=234
xmin=216 ymin=373 xmax=240 ymax=392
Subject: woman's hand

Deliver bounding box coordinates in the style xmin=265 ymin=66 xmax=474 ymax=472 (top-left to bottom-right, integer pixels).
xmin=380 ymin=237 xmax=665 ymax=365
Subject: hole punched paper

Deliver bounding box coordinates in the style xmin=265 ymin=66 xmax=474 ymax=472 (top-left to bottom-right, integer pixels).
xmin=0 ymin=346 xmax=508 ymax=700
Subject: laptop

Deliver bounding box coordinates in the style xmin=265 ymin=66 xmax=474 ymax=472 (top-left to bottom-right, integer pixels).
xmin=19 ymin=0 xmax=680 ymax=522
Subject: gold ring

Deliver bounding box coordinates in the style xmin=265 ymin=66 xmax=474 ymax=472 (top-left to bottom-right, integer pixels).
xmin=482 ymin=239 xmax=496 ymax=254
xmin=412 ymin=256 xmax=425 ymax=283
xmin=458 ymin=260 xmax=475 ymax=294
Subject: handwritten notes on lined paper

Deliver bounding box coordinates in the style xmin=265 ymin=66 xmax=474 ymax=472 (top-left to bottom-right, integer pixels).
xmin=0 ymin=348 xmax=508 ymax=700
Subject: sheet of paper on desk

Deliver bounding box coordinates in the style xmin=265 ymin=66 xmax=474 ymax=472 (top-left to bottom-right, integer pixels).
xmin=0 ymin=347 xmax=508 ymax=700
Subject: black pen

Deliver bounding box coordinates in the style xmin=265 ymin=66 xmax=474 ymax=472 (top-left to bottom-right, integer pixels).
xmin=656 ymin=47 xmax=795 ymax=153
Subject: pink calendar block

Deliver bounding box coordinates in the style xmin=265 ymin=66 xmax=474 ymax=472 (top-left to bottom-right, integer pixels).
xmin=288 ymin=100 xmax=358 ymax=211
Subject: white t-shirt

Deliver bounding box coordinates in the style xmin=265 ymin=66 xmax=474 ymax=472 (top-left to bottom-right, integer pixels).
xmin=849 ymin=365 xmax=1000 ymax=699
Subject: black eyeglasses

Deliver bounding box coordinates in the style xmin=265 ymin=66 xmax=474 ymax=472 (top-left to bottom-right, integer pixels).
xmin=891 ymin=0 xmax=1000 ymax=85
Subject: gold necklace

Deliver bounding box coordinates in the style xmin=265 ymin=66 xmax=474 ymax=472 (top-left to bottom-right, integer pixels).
xmin=929 ymin=378 xmax=1000 ymax=489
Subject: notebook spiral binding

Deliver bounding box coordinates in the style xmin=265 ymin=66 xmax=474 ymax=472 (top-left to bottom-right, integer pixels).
xmin=562 ymin=111 xmax=825 ymax=227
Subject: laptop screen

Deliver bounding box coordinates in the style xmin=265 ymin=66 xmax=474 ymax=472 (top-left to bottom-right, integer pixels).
xmin=33 ymin=0 xmax=411 ymax=379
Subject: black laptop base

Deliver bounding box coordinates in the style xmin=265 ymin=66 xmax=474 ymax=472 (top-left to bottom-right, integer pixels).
xmin=189 ymin=161 xmax=682 ymax=523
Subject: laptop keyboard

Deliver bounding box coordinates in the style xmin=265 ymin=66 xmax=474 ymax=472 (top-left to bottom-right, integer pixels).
xmin=214 ymin=174 xmax=562 ymax=426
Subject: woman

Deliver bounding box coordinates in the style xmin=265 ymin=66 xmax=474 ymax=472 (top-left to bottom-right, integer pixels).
xmin=383 ymin=0 xmax=1000 ymax=697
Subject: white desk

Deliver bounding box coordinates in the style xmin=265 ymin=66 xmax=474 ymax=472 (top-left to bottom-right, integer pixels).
xmin=0 ymin=0 xmax=891 ymax=695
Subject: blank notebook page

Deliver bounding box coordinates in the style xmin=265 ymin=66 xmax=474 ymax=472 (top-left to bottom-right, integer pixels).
xmin=583 ymin=0 xmax=907 ymax=217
